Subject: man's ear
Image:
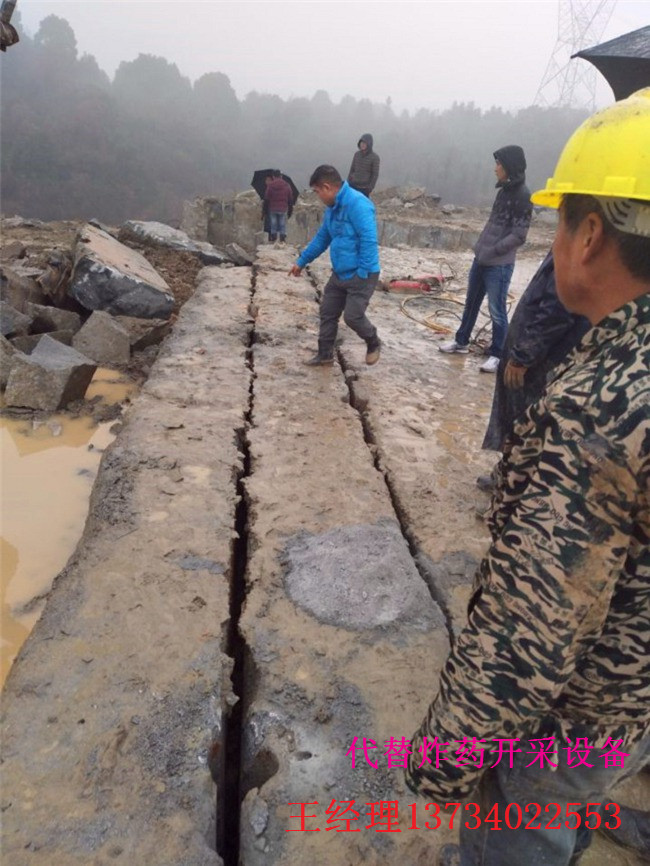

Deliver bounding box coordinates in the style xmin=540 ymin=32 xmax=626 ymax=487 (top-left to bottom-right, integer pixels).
xmin=581 ymin=212 xmax=607 ymax=265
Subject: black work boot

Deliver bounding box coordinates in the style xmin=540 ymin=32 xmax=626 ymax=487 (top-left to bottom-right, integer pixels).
xmin=366 ymin=338 xmax=381 ymax=366
xmin=304 ymin=354 xmax=334 ymax=367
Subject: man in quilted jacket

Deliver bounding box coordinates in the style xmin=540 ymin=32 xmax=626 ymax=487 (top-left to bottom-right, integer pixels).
xmin=439 ymin=146 xmax=533 ymax=373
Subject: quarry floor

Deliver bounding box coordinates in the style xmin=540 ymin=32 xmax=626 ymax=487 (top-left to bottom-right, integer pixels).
xmin=1 ymin=244 xmax=647 ymax=866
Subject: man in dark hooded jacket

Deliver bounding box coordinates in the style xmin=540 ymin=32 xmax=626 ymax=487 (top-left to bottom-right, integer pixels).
xmin=481 ymin=251 xmax=591 ymax=454
xmin=347 ymin=134 xmax=380 ymax=197
xmin=439 ymin=146 xmax=532 ymax=372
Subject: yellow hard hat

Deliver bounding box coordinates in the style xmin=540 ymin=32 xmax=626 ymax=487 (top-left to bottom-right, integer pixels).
xmin=531 ymin=87 xmax=650 ymax=209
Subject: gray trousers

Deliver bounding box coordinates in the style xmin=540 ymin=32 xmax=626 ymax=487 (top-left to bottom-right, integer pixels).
xmin=318 ymin=271 xmax=379 ymax=358
xmin=459 ymin=731 xmax=650 ymax=866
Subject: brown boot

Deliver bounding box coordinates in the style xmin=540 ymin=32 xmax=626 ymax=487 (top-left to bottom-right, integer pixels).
xmin=366 ymin=339 xmax=381 ymax=366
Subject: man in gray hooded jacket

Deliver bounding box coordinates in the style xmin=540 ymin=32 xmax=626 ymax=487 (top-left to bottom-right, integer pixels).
xmin=347 ymin=133 xmax=380 ymax=197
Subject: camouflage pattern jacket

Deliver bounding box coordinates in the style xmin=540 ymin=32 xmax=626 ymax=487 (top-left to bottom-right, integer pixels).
xmin=407 ymin=293 xmax=650 ymax=800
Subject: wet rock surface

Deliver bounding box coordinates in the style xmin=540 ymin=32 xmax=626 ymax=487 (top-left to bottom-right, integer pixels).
xmin=1 ymin=239 xmax=646 ymax=866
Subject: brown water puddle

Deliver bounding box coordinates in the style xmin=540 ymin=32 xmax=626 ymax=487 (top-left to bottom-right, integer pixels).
xmin=0 ymin=369 xmax=136 ymax=686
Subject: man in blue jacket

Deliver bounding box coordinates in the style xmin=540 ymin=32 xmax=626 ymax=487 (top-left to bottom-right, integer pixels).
xmin=289 ymin=164 xmax=381 ymax=366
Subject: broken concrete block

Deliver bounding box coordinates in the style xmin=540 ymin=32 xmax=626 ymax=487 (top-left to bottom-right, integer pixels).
xmin=26 ymin=302 xmax=81 ymax=335
xmin=0 ymin=334 xmax=17 ymax=388
xmin=73 ymin=310 xmax=131 ymax=365
xmin=4 ymin=335 xmax=96 ymax=410
xmin=0 ymin=301 xmax=32 ymax=337
xmin=0 ymin=240 xmax=27 ymax=262
xmin=11 ymin=330 xmax=74 ymax=354
xmin=69 ymin=224 xmax=174 ymax=320
xmin=225 ymin=242 xmax=253 ymax=266
xmin=114 ymin=315 xmax=171 ymax=351
xmin=119 ymin=220 xmax=230 ymax=265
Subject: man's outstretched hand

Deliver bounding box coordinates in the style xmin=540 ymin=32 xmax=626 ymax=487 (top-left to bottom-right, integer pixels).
xmin=288 ymin=265 xmax=302 ymax=277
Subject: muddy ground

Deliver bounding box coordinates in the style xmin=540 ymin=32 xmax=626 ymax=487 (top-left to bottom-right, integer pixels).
xmin=1 ymin=230 xmax=648 ymax=865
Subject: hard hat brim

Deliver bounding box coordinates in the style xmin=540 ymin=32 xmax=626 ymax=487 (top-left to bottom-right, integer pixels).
xmin=531 ymin=189 xmax=561 ymax=209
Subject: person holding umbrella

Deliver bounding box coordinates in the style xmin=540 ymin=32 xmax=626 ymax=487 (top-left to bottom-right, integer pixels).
xmin=251 ymin=169 xmax=300 ymax=243
xmin=264 ymin=169 xmax=294 ymax=245
xmin=289 ymin=164 xmax=381 ymax=367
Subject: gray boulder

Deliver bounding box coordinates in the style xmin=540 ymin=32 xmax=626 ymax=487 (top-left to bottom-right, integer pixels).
xmin=69 ymin=224 xmax=174 ymax=320
xmin=0 ymin=301 xmax=32 ymax=337
xmin=73 ymin=310 xmax=131 ymax=365
xmin=225 ymin=242 xmax=253 ymax=266
xmin=26 ymin=302 xmax=81 ymax=335
xmin=5 ymin=335 xmax=96 ymax=410
xmin=119 ymin=220 xmax=231 ymax=265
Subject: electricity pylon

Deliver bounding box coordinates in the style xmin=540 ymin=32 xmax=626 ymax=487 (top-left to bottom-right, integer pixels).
xmin=534 ymin=0 xmax=617 ymax=109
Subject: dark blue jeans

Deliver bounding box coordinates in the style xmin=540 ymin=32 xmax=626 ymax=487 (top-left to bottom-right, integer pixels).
xmin=455 ymin=259 xmax=514 ymax=358
xmin=459 ymin=733 xmax=650 ymax=866
xmin=269 ymin=211 xmax=287 ymax=239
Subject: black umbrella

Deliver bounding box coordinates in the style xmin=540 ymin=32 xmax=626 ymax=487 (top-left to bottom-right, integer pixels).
xmin=572 ymin=25 xmax=650 ymax=101
xmin=251 ymin=169 xmax=300 ymax=203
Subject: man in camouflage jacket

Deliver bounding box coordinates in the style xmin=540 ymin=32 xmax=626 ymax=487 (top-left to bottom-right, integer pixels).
xmin=407 ymin=90 xmax=650 ymax=866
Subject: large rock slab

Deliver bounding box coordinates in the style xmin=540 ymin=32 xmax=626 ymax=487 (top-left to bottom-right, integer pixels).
xmin=69 ymin=224 xmax=174 ymax=319
xmin=26 ymin=302 xmax=81 ymax=334
xmin=1 ymin=267 xmax=253 ymax=865
xmin=4 ymin=334 xmax=96 ymax=410
xmin=73 ymin=310 xmax=131 ymax=365
xmin=120 ymin=220 xmax=231 ymax=265
xmin=238 ymin=249 xmax=450 ymax=866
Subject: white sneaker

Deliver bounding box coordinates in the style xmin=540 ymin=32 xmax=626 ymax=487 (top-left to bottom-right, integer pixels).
xmin=480 ymin=356 xmax=500 ymax=373
xmin=438 ymin=340 xmax=469 ymax=354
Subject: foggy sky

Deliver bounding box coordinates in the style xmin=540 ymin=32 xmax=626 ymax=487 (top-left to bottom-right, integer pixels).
xmin=17 ymin=0 xmax=650 ymax=112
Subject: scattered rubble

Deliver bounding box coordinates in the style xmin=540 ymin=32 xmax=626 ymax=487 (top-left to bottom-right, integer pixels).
xmin=0 ymin=301 xmax=31 ymax=337
xmin=4 ymin=334 xmax=96 ymax=410
xmin=0 ymin=334 xmax=16 ymax=387
xmin=70 ymin=224 xmax=175 ymax=319
xmin=26 ymin=301 xmax=81 ymax=335
xmin=0 ymin=266 xmax=46 ymax=310
xmin=11 ymin=330 xmax=74 ymax=353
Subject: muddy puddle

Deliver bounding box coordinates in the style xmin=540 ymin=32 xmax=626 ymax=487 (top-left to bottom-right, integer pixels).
xmin=0 ymin=369 xmax=136 ymax=686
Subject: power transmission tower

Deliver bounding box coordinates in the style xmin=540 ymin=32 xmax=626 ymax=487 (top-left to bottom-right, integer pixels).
xmin=534 ymin=0 xmax=617 ymax=110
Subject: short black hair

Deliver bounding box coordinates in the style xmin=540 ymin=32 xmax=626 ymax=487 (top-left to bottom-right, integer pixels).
xmin=272 ymin=169 xmax=281 ymax=178
xmin=309 ymin=165 xmax=342 ymax=187
xmin=561 ymin=193 xmax=650 ymax=283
